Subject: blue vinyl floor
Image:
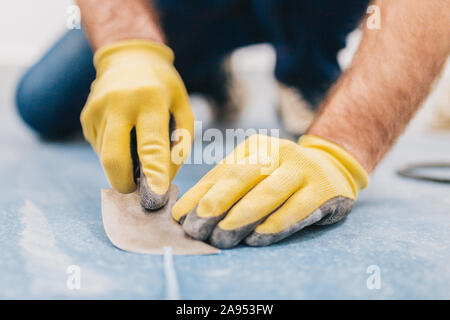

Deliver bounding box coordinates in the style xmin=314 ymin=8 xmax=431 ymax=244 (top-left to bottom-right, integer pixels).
xmin=0 ymin=66 xmax=449 ymax=299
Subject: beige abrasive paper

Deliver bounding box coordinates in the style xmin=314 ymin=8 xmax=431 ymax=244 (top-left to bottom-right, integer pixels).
xmin=101 ymin=185 xmax=220 ymax=255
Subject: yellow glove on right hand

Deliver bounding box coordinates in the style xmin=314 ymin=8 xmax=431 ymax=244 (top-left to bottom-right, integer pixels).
xmin=172 ymin=134 xmax=368 ymax=248
xmin=81 ymin=40 xmax=194 ymax=209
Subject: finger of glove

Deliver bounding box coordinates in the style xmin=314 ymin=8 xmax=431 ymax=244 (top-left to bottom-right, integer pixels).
xmin=169 ymin=93 xmax=194 ymax=181
xmin=136 ymin=108 xmax=171 ymax=210
xmin=182 ymin=154 xmax=275 ymax=241
xmin=80 ymin=106 xmax=100 ymax=151
xmin=210 ymin=165 xmax=302 ymax=249
xmin=171 ymin=163 xmax=230 ymax=222
xmin=100 ymin=119 xmax=136 ymax=193
xmin=245 ymin=187 xmax=353 ymax=246
xmin=171 ymin=137 xmax=253 ymax=222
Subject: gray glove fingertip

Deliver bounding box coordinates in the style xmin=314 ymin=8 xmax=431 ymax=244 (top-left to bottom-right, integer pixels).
xmin=139 ymin=166 xmax=170 ymax=210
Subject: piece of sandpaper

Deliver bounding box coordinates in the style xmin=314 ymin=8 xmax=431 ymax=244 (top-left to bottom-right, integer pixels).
xmin=101 ymin=185 xmax=220 ymax=255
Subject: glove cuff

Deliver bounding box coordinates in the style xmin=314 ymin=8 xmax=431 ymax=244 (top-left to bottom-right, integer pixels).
xmin=298 ymin=134 xmax=369 ymax=190
xmin=94 ymin=39 xmax=175 ymax=73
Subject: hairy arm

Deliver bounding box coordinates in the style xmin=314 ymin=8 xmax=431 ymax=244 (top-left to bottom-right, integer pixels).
xmin=308 ymin=0 xmax=450 ymax=173
xmin=76 ymin=0 xmax=165 ymax=50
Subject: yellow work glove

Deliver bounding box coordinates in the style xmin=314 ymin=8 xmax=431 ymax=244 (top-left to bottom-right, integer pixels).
xmin=172 ymin=134 xmax=368 ymax=248
xmin=81 ymin=40 xmax=194 ymax=209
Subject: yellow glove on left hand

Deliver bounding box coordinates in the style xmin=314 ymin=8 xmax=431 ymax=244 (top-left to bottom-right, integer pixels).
xmin=172 ymin=134 xmax=368 ymax=248
xmin=81 ymin=40 xmax=194 ymax=209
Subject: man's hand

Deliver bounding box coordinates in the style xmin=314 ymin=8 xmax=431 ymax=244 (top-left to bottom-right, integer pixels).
xmin=81 ymin=40 xmax=194 ymax=208
xmin=308 ymin=0 xmax=450 ymax=171
xmin=76 ymin=1 xmax=191 ymax=208
xmin=172 ymin=134 xmax=368 ymax=248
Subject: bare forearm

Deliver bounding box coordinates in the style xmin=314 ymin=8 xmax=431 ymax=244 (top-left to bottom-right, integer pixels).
xmin=76 ymin=0 xmax=165 ymax=50
xmin=308 ymin=0 xmax=450 ymax=172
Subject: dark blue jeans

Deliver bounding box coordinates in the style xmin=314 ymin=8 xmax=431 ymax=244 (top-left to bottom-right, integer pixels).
xmin=16 ymin=0 xmax=369 ymax=138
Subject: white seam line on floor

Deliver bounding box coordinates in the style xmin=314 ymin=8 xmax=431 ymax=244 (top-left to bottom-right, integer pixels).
xmin=163 ymin=246 xmax=180 ymax=300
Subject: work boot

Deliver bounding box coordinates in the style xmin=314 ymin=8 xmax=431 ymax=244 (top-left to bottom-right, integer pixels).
xmin=203 ymin=55 xmax=246 ymax=123
xmin=276 ymin=82 xmax=323 ymax=136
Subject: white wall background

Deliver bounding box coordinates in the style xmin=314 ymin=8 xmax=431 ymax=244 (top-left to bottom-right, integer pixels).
xmin=0 ymin=0 xmax=73 ymax=66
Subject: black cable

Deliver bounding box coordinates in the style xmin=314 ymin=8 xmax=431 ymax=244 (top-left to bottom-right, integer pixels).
xmin=396 ymin=162 xmax=450 ymax=183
